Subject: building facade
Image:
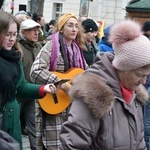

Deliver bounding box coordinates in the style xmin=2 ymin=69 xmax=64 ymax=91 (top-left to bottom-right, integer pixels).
xmin=2 ymin=0 xmax=130 ymax=26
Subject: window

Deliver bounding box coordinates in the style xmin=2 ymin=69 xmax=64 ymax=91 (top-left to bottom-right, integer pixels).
xmin=52 ymin=3 xmax=63 ymax=20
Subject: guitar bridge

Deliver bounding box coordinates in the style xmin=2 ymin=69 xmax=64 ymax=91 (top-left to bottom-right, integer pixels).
xmin=52 ymin=94 xmax=58 ymax=104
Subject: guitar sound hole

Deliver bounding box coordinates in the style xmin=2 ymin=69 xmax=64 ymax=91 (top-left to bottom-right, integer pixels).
xmin=52 ymin=94 xmax=58 ymax=104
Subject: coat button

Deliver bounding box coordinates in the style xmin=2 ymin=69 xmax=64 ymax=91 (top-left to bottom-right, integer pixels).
xmin=9 ymin=109 xmax=13 ymax=113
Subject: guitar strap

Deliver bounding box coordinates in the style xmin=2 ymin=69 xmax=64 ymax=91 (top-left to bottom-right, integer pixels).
xmin=59 ymin=33 xmax=70 ymax=71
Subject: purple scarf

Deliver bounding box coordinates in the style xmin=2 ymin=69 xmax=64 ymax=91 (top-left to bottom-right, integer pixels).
xmin=50 ymin=32 xmax=86 ymax=71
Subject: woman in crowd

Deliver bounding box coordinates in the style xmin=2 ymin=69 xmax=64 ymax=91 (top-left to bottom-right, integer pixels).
xmin=45 ymin=19 xmax=56 ymax=38
xmin=32 ymin=13 xmax=47 ymax=46
xmin=59 ymin=19 xmax=150 ymax=149
xmin=30 ymin=13 xmax=87 ymax=149
xmin=81 ymin=18 xmax=99 ymax=66
xmin=0 ymin=10 xmax=57 ymax=150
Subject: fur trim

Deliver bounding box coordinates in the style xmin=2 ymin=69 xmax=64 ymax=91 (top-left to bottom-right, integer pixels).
xmin=69 ymin=72 xmax=114 ymax=119
xmin=136 ymin=84 xmax=149 ymax=104
xmin=69 ymin=72 xmax=149 ymax=119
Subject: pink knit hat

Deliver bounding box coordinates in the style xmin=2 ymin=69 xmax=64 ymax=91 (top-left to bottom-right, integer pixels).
xmin=109 ymin=19 xmax=150 ymax=71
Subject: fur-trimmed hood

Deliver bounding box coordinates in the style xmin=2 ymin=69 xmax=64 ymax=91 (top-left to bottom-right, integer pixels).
xmin=69 ymin=53 xmax=149 ymax=119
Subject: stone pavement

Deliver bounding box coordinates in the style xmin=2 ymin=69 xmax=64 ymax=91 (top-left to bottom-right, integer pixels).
xmin=22 ymin=134 xmax=30 ymax=150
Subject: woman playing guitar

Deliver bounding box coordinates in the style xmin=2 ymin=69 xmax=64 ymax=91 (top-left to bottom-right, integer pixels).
xmin=30 ymin=13 xmax=87 ymax=150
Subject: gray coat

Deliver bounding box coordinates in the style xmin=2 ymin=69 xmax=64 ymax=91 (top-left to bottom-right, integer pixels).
xmin=60 ymin=52 xmax=148 ymax=150
xmin=0 ymin=130 xmax=20 ymax=150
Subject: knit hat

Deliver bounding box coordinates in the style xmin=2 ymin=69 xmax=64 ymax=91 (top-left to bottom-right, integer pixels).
xmin=57 ymin=13 xmax=77 ymax=31
xmin=109 ymin=19 xmax=150 ymax=71
xmin=20 ymin=19 xmax=41 ymax=30
xmin=82 ymin=19 xmax=98 ymax=33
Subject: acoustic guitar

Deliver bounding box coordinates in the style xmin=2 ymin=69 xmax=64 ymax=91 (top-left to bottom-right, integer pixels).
xmin=38 ymin=68 xmax=84 ymax=115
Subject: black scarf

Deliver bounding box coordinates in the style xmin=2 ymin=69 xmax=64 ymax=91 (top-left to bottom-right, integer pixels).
xmin=0 ymin=48 xmax=21 ymax=106
xmin=59 ymin=33 xmax=70 ymax=71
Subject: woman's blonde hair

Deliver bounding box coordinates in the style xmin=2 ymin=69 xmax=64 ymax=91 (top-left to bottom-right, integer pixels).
xmin=76 ymin=22 xmax=86 ymax=50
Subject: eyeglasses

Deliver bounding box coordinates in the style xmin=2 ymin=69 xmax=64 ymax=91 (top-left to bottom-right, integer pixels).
xmin=5 ymin=32 xmax=18 ymax=39
xmin=28 ymin=28 xmax=40 ymax=32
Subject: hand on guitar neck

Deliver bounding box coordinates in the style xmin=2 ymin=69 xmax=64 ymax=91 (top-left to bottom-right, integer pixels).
xmin=38 ymin=68 xmax=84 ymax=114
xmin=54 ymin=79 xmax=71 ymax=93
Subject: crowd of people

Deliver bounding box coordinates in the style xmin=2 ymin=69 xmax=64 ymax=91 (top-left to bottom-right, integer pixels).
xmin=0 ymin=8 xmax=150 ymax=150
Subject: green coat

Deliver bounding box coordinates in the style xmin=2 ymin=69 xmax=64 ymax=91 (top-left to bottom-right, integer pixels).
xmin=0 ymin=62 xmax=43 ymax=150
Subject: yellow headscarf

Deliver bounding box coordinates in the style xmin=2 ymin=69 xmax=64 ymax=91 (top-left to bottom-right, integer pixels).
xmin=58 ymin=13 xmax=77 ymax=31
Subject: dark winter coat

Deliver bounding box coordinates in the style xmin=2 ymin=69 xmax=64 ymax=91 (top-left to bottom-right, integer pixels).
xmin=0 ymin=62 xmax=44 ymax=150
xmin=60 ymin=52 xmax=148 ymax=150
xmin=18 ymin=38 xmax=42 ymax=83
xmin=83 ymin=41 xmax=98 ymax=67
